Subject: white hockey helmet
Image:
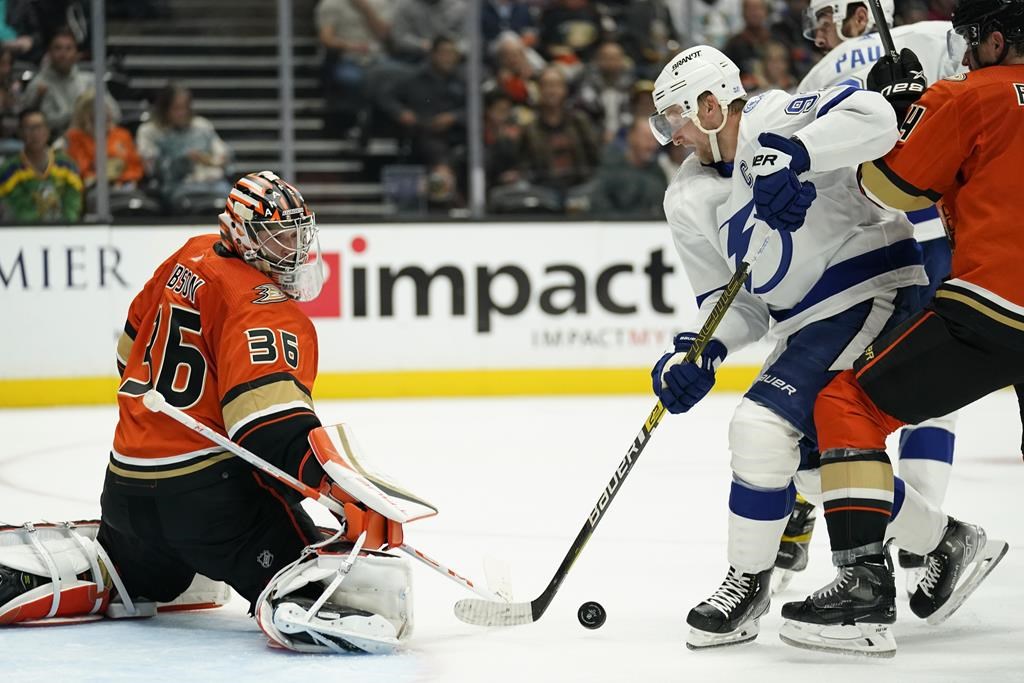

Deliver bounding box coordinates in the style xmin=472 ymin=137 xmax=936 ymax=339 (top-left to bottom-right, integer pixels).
xmin=649 ymin=46 xmax=745 ymax=161
xmin=803 ymin=0 xmax=895 ymax=41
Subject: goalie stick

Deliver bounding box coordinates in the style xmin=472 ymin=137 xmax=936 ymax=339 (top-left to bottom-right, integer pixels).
xmin=454 ymin=232 xmax=773 ymax=627
xmin=141 ymin=390 xmax=507 ymax=603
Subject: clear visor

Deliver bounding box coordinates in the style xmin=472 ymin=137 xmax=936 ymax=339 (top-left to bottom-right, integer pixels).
xmin=947 ymin=25 xmax=975 ymax=61
xmin=648 ymin=106 xmax=696 ymax=146
xmin=245 ymin=213 xmax=325 ymax=301
xmin=803 ymin=6 xmax=835 ymax=40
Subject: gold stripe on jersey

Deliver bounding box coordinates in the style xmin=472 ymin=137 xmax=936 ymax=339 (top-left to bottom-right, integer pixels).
xmin=222 ymin=376 xmax=314 ymax=438
xmin=116 ymin=331 xmax=134 ymax=367
xmin=858 ymin=159 xmax=939 ymax=212
xmin=935 ymin=289 xmax=1024 ymax=332
xmin=107 ymin=451 xmax=234 ymax=479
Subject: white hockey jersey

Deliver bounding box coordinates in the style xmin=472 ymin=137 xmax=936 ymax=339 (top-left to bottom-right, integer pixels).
xmin=799 ymin=21 xmax=964 ymax=241
xmin=664 ymin=86 xmax=927 ymax=354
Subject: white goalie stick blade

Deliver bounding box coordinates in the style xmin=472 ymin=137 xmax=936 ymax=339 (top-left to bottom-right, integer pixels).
xmin=454 ymin=599 xmax=534 ymax=627
xmin=926 ymin=538 xmax=1009 ymax=626
xmin=778 ymin=620 xmax=896 ymax=658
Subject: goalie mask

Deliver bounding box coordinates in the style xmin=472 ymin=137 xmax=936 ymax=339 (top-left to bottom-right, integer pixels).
xmin=649 ymin=46 xmax=745 ymax=162
xmin=803 ymin=0 xmax=895 ymax=43
xmin=219 ymin=171 xmax=324 ymax=302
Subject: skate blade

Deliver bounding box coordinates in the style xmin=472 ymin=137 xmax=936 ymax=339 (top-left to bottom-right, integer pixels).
xmin=926 ymin=539 xmax=1009 ymax=626
xmin=771 ymin=569 xmax=795 ymax=595
xmin=778 ymin=620 xmax=896 ymax=658
xmin=686 ymin=619 xmax=760 ymax=650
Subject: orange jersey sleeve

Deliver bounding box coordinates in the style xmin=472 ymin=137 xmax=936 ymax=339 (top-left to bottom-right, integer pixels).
xmin=112 ymin=234 xmax=322 ymax=490
xmin=859 ymin=66 xmax=1024 ymax=308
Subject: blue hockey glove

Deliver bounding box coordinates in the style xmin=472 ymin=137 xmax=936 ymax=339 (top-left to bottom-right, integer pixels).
xmin=751 ymin=132 xmax=816 ymax=233
xmin=651 ymin=333 xmax=728 ymax=414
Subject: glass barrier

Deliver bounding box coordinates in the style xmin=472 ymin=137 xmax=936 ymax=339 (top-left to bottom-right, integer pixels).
xmin=0 ymin=0 xmax=945 ymax=227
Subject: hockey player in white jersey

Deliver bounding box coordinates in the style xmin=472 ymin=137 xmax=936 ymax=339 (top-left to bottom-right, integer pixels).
xmin=773 ymin=1 xmax=965 ymax=593
xmin=648 ymin=46 xmax=993 ymax=651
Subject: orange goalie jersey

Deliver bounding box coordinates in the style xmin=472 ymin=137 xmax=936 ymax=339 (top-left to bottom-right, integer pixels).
xmin=858 ymin=65 xmax=1024 ymax=312
xmin=111 ymin=233 xmax=321 ymax=492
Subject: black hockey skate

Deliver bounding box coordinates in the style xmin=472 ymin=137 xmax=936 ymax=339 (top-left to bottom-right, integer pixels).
xmin=0 ymin=566 xmax=42 ymax=605
xmin=779 ymin=560 xmax=897 ymax=658
xmin=686 ymin=566 xmax=771 ymax=650
xmin=772 ymin=496 xmax=816 ymax=594
xmin=910 ymin=517 xmax=1008 ymax=625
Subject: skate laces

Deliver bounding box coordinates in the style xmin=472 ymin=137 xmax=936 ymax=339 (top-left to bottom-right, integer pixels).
xmin=918 ymin=554 xmax=944 ymax=597
xmin=706 ymin=569 xmax=751 ymax=615
xmin=813 ymin=566 xmax=853 ymax=600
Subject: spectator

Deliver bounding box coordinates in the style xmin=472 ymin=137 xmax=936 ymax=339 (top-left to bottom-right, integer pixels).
xmin=379 ymin=36 xmax=466 ymax=206
xmin=22 ymin=27 xmax=121 ymax=136
xmin=135 ymin=85 xmax=231 ymax=213
xmin=2 ymin=0 xmax=43 ymax=59
xmin=518 ymin=66 xmax=600 ymax=194
xmin=483 ymin=89 xmax=522 ymax=189
xmin=724 ymin=0 xmax=774 ymax=89
xmin=315 ymin=0 xmax=396 ymax=136
xmin=575 ymin=40 xmax=635 ymax=144
xmin=539 ymin=0 xmax=604 ymax=65
xmin=753 ymin=40 xmax=798 ymax=92
xmin=618 ymin=0 xmax=681 ymax=80
xmin=771 ymin=0 xmax=816 ymax=80
xmin=588 ymin=118 xmax=667 ymax=218
xmin=670 ymin=0 xmax=742 ymax=50
xmin=897 ymin=0 xmax=929 ymax=23
xmin=390 ymin=0 xmax=466 ymax=63
xmin=927 ymin=0 xmax=954 ymax=19
xmin=0 ymin=45 xmax=22 ymax=152
xmin=0 ymin=108 xmax=82 ymax=222
xmin=482 ymin=0 xmax=537 ymax=50
xmin=63 ymin=89 xmax=144 ymax=188
xmin=486 ymin=31 xmax=541 ymax=107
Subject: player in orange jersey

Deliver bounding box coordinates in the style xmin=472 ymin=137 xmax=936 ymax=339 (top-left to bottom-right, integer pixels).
xmin=0 ymin=172 xmax=415 ymax=653
xmin=779 ymin=0 xmax=1020 ymax=657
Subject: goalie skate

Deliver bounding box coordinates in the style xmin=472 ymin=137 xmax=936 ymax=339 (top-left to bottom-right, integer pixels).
xmin=273 ymin=599 xmax=400 ymax=655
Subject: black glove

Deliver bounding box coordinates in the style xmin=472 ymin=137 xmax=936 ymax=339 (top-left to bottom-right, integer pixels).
xmin=866 ymin=48 xmax=928 ymax=125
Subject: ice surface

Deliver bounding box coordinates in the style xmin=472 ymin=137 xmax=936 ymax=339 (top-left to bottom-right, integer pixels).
xmin=2 ymin=392 xmax=1022 ymax=682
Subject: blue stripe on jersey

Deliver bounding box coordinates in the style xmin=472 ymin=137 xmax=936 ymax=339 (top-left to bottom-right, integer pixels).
xmin=769 ymin=238 xmax=923 ymax=323
xmin=891 ymin=476 xmax=906 ymax=519
xmin=906 ymin=205 xmax=940 ymax=224
xmin=695 ymin=285 xmax=725 ymax=307
xmin=899 ymin=426 xmax=956 ymax=464
xmin=729 ymin=478 xmax=797 ymax=521
xmin=816 ymin=86 xmax=859 ymax=118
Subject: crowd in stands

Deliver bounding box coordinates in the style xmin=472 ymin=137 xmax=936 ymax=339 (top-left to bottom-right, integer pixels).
xmin=316 ymin=0 xmax=953 ymax=217
xmin=0 ymin=1 xmax=229 ymax=223
xmin=0 ymin=0 xmax=956 ymax=223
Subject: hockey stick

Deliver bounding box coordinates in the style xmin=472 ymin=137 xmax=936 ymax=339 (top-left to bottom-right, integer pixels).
xmin=454 ymin=232 xmax=774 ymax=627
xmin=141 ymin=390 xmax=506 ymax=602
xmin=868 ymin=0 xmax=898 ymax=60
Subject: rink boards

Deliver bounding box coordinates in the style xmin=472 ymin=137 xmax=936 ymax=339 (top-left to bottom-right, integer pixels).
xmin=0 ymin=223 xmax=771 ymax=407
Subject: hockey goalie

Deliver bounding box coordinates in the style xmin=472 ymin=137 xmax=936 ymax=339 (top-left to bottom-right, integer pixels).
xmin=0 ymin=171 xmax=438 ymax=654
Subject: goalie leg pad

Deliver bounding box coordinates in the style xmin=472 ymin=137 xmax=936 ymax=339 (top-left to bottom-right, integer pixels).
xmin=0 ymin=522 xmax=120 ymax=625
xmin=256 ymin=537 xmax=413 ymax=654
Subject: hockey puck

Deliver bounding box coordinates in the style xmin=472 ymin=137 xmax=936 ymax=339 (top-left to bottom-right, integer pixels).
xmin=577 ymin=601 xmax=606 ymax=629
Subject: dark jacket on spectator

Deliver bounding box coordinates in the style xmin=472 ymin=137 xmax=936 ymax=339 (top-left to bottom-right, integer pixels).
xmin=519 ymin=110 xmax=600 ymax=191
xmin=588 ymin=144 xmax=667 ymax=218
xmin=378 ymin=62 xmax=467 ymax=126
xmin=483 ymin=1 xmax=536 ymax=46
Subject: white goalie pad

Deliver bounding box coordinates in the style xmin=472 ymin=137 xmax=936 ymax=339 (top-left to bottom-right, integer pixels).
xmin=255 ymin=534 xmax=413 ymax=655
xmin=0 ymin=521 xmax=231 ymax=625
xmin=309 ymin=424 xmax=438 ymax=524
